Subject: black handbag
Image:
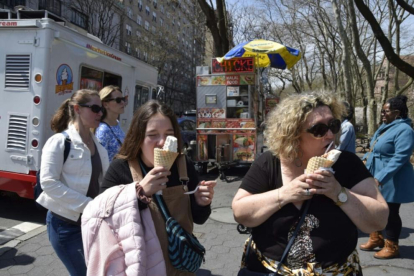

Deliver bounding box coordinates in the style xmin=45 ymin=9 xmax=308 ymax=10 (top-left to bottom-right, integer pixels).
xmin=153 ymin=193 xmax=205 ymax=272
xmin=238 ymin=199 xmax=312 ymax=276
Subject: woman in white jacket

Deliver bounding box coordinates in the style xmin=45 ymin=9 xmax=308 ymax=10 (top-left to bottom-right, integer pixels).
xmin=37 ymin=89 xmax=109 ymax=275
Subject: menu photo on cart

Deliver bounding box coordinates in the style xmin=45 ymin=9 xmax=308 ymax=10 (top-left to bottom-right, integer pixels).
xmin=233 ymin=134 xmax=255 ymax=161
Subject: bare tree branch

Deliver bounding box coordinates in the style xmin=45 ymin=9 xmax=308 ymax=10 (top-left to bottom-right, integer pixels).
xmin=395 ymin=0 xmax=414 ymax=14
xmin=353 ymin=0 xmax=414 ymax=78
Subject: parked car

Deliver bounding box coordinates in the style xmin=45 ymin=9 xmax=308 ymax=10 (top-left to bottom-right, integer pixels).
xmin=177 ymin=117 xmax=196 ymax=148
xmin=181 ymin=110 xmax=196 ymax=121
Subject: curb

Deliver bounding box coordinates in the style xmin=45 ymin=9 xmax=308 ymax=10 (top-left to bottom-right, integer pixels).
xmin=0 ymin=224 xmax=46 ymax=257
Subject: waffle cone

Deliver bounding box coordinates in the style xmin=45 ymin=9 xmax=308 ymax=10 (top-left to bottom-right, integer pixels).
xmin=306 ymin=156 xmax=334 ymax=174
xmin=154 ymin=148 xmax=179 ymax=170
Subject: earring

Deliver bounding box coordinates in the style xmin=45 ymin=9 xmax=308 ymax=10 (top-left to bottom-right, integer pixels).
xmin=294 ymin=150 xmax=303 ymax=167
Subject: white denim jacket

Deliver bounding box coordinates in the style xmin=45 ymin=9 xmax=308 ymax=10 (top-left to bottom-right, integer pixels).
xmin=37 ymin=123 xmax=109 ymax=222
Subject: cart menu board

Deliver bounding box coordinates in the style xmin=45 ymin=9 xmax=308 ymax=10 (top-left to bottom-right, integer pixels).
xmin=233 ymin=134 xmax=255 ymax=162
xmin=196 ymin=119 xmax=257 ymax=162
xmin=197 ymin=75 xmax=255 ymax=86
xmin=197 ymin=135 xmax=208 ymax=161
xmin=197 ymin=119 xmax=255 ymax=134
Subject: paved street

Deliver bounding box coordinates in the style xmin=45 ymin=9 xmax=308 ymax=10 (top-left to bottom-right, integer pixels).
xmin=1 ymin=167 xmax=414 ymax=275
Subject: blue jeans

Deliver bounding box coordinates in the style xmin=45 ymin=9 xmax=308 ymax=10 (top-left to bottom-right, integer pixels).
xmin=46 ymin=211 xmax=86 ymax=276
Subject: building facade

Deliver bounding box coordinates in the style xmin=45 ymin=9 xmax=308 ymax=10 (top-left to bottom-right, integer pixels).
xmin=122 ymin=0 xmax=205 ymax=112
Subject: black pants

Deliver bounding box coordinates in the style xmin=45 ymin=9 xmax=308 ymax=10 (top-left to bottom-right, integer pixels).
xmin=383 ymin=202 xmax=402 ymax=242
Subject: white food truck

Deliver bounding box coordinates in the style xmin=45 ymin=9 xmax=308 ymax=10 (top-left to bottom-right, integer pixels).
xmin=0 ymin=10 xmax=159 ymax=198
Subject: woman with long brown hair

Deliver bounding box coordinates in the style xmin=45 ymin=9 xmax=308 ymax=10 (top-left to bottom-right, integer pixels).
xmin=37 ymin=89 xmax=109 ymax=275
xmin=100 ymin=100 xmax=216 ymax=275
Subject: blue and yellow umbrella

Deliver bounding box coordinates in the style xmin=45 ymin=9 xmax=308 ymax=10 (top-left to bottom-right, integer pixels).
xmin=217 ymin=39 xmax=301 ymax=69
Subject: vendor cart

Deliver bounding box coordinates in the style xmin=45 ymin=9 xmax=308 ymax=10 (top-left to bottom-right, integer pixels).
xmin=194 ymin=57 xmax=262 ymax=179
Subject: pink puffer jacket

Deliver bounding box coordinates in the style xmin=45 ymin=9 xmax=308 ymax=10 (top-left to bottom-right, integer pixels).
xmin=81 ymin=183 xmax=166 ymax=276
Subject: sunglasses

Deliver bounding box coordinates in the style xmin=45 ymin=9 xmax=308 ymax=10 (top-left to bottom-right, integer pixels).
xmin=79 ymin=104 xmax=103 ymax=114
xmin=306 ymin=119 xmax=341 ymax=138
xmin=107 ymin=96 xmax=128 ymax=104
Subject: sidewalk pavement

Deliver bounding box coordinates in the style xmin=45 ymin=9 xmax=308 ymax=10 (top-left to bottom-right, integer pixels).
xmin=1 ymin=168 xmax=414 ymax=276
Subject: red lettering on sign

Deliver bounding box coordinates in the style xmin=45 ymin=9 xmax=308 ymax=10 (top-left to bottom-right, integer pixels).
xmin=0 ymin=21 xmax=17 ymax=27
xmin=225 ymin=75 xmax=240 ymax=85
xmin=212 ymin=58 xmax=254 ymax=74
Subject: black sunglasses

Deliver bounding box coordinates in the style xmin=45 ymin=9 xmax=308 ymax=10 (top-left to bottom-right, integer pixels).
xmin=306 ymin=119 xmax=341 ymax=138
xmin=79 ymin=104 xmax=103 ymax=114
xmin=107 ymin=96 xmax=128 ymax=104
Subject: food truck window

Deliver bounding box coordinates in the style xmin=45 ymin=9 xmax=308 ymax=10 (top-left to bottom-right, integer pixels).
xmin=80 ymin=66 xmax=104 ymax=91
xmin=103 ymin=72 xmax=122 ymax=88
xmin=133 ymin=85 xmax=150 ymax=112
xmin=226 ymin=85 xmax=249 ymax=118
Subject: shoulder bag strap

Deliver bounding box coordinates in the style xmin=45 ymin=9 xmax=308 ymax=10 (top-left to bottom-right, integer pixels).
xmin=276 ymin=199 xmax=312 ymax=273
xmin=128 ymin=159 xmax=144 ymax=183
xmin=102 ymin=121 xmax=122 ymax=145
xmin=61 ymin=131 xmax=71 ymax=163
xmin=153 ymin=194 xmax=172 ymax=222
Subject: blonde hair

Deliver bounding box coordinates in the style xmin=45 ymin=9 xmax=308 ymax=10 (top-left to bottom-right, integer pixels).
xmin=264 ymin=91 xmax=345 ymax=161
xmin=99 ymin=85 xmax=122 ymax=121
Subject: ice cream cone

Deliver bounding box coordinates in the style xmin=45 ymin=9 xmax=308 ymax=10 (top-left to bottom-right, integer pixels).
xmin=154 ymin=148 xmax=179 ymax=170
xmin=306 ymin=156 xmax=334 ymax=174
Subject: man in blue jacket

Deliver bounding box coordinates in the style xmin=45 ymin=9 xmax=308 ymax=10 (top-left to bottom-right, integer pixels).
xmin=337 ymin=101 xmax=356 ymax=153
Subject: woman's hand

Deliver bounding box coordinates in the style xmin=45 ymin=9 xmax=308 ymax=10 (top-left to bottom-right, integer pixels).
xmin=140 ymin=166 xmax=171 ymax=196
xmin=305 ymin=169 xmax=341 ymax=202
xmin=194 ymin=180 xmax=217 ymax=206
xmin=280 ymin=174 xmax=313 ymax=203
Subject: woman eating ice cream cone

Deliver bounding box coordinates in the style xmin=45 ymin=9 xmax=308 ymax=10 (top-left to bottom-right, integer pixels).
xmin=82 ymin=100 xmax=215 ymax=276
xmin=232 ymin=91 xmax=388 ymax=275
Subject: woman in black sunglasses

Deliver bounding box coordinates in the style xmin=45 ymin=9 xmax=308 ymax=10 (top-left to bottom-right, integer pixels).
xmin=37 ymin=89 xmax=109 ymax=275
xmin=232 ymin=91 xmax=388 ymax=275
xmin=95 ymin=85 xmax=127 ymax=161
xmin=360 ymin=95 xmax=414 ymax=259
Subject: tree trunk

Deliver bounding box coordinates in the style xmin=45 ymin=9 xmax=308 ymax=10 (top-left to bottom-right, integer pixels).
xmin=348 ymin=0 xmax=376 ymax=135
xmin=197 ymin=0 xmax=230 ymax=57
xmin=331 ymin=0 xmax=353 ymax=103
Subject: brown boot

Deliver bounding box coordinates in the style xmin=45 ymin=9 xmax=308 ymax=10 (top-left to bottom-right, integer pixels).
xmin=359 ymin=231 xmax=384 ymax=251
xmin=374 ymin=240 xmax=399 ymax=259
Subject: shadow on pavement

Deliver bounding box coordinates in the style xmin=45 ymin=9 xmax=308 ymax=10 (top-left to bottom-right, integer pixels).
xmin=399 ymin=245 xmax=414 ymax=260
xmin=0 ymin=193 xmax=46 ymax=224
xmin=0 ymin=247 xmax=35 ymax=269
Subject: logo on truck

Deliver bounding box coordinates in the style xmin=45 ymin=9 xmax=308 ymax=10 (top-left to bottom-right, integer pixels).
xmin=55 ymin=64 xmax=74 ymax=95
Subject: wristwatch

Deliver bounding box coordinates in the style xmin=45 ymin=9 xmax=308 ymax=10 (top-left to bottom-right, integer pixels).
xmin=335 ymin=186 xmax=348 ymax=206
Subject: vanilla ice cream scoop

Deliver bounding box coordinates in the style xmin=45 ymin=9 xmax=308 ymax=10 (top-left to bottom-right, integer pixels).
xmin=163 ymin=136 xmax=178 ymax=152
xmin=324 ymin=149 xmax=341 ymax=163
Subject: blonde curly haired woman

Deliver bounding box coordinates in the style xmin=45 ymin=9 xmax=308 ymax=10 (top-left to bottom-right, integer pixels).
xmin=232 ymin=91 xmax=388 ymax=275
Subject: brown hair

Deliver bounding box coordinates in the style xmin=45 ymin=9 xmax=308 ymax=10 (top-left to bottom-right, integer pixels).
xmin=99 ymin=85 xmax=122 ymax=121
xmin=50 ymin=89 xmax=100 ymax=133
xmin=116 ymin=100 xmax=183 ymax=160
